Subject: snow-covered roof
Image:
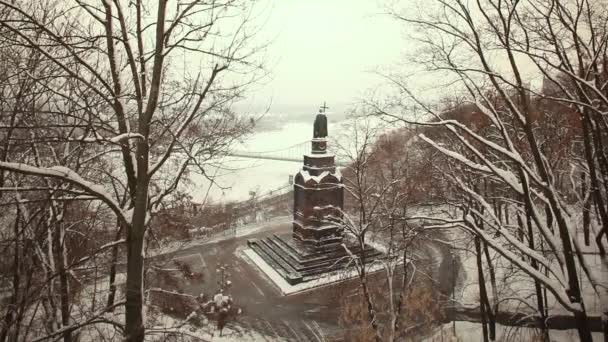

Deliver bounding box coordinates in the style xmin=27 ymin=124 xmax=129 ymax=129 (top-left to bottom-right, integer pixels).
xmin=297 ymin=170 xmax=342 ymax=184
xmin=304 ymin=153 xmax=335 ymax=158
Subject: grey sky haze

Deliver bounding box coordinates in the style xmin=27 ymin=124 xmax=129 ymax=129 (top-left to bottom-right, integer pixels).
xmin=245 ymin=0 xmax=404 ymax=117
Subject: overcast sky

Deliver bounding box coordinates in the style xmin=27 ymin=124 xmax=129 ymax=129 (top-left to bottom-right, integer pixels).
xmin=242 ymin=0 xmax=404 ymax=118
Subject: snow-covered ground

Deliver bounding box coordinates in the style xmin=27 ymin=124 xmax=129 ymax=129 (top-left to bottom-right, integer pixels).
xmin=451 ymin=226 xmax=605 ymax=318
xmin=426 ymin=321 xmax=604 ymax=342
xmin=242 ymin=248 xmax=397 ymax=295
xmin=147 ymin=216 xmax=291 ymax=257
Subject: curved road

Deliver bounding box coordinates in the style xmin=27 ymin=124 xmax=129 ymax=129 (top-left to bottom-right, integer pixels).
xmin=155 ymin=217 xmax=458 ymax=341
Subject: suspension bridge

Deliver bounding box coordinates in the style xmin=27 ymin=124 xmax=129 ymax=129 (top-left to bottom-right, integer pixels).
xmin=226 ymin=139 xmax=348 ymax=166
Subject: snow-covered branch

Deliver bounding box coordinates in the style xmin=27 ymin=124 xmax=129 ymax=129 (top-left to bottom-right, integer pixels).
xmin=0 ymin=162 xmax=130 ymax=227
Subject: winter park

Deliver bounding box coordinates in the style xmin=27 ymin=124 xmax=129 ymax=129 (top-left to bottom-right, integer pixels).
xmin=0 ymin=0 xmax=607 ymax=341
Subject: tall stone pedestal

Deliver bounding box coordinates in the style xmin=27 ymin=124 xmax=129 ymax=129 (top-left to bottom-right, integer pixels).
xmin=292 ymin=138 xmax=344 ymax=247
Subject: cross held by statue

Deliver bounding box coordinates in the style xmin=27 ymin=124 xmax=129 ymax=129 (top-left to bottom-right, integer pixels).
xmin=319 ymin=102 xmax=329 ymax=114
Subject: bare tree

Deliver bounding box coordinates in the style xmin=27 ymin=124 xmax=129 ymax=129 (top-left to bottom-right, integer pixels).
xmin=335 ymin=116 xmax=437 ymax=341
xmin=0 ymin=0 xmax=265 ymax=340
xmin=368 ymin=0 xmax=607 ymax=341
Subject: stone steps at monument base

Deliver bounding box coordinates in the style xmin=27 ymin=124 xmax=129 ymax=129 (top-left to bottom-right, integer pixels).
xmin=268 ymin=245 xmax=382 ymax=278
xmin=270 ymin=234 xmax=377 ymax=262
xmin=264 ymin=239 xmax=347 ymax=276
xmin=250 ymin=237 xmax=384 ymax=281
xmin=251 ymin=239 xmax=343 ymax=280
xmin=297 ymin=254 xmax=382 ymax=279
xmin=267 ymin=235 xmax=371 ymax=266
xmin=268 ymin=235 xmax=328 ymax=264
xmin=253 ymin=238 xmax=354 ymax=283
xmin=249 ymin=242 xmax=302 ymax=284
xmin=257 ymin=239 xmax=302 ymax=274
xmin=268 ymin=235 xmax=383 ymax=271
xmin=270 ymin=233 xmax=344 ymax=259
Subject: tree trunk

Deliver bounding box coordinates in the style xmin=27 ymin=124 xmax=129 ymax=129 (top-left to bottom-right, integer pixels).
xmin=124 ymin=193 xmax=148 ymax=342
xmin=124 ymin=128 xmax=152 ymax=341
xmin=53 ymin=216 xmax=72 ymax=342
xmin=475 ymin=237 xmax=492 ymax=341
xmin=360 ymin=273 xmax=382 ymax=342
xmin=526 ymin=211 xmax=549 ymax=341
xmin=107 ymin=223 xmax=123 ymax=311
xmin=582 ymin=172 xmax=590 ymax=246
xmin=0 ymin=208 xmax=20 ymax=342
xmin=482 ymin=243 xmax=498 ymax=340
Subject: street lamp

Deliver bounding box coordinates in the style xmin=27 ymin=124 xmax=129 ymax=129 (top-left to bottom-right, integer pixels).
xmin=216 ymin=263 xmax=231 ymax=292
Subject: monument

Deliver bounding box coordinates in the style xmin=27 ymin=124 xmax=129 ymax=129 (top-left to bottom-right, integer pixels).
xmin=246 ymin=104 xmax=382 ymax=287
xmin=292 ymin=102 xmax=344 ymax=247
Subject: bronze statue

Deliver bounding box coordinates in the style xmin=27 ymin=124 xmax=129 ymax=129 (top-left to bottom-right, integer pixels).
xmin=313 ymin=102 xmax=329 ymax=138
xmin=313 ymin=113 xmax=327 ymax=138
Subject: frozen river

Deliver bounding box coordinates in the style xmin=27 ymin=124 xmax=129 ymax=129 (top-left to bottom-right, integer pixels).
xmin=188 ymin=119 xmax=344 ymax=204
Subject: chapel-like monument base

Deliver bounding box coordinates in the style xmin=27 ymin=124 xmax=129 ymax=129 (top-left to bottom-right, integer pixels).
xmin=246 ymin=104 xmax=383 ymax=288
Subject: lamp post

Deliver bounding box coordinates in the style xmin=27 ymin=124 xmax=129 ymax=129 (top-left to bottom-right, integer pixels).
xmin=216 ymin=263 xmax=231 ymax=292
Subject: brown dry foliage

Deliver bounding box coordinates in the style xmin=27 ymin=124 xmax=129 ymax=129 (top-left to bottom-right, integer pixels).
xmin=334 ymin=275 xmax=443 ymax=341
